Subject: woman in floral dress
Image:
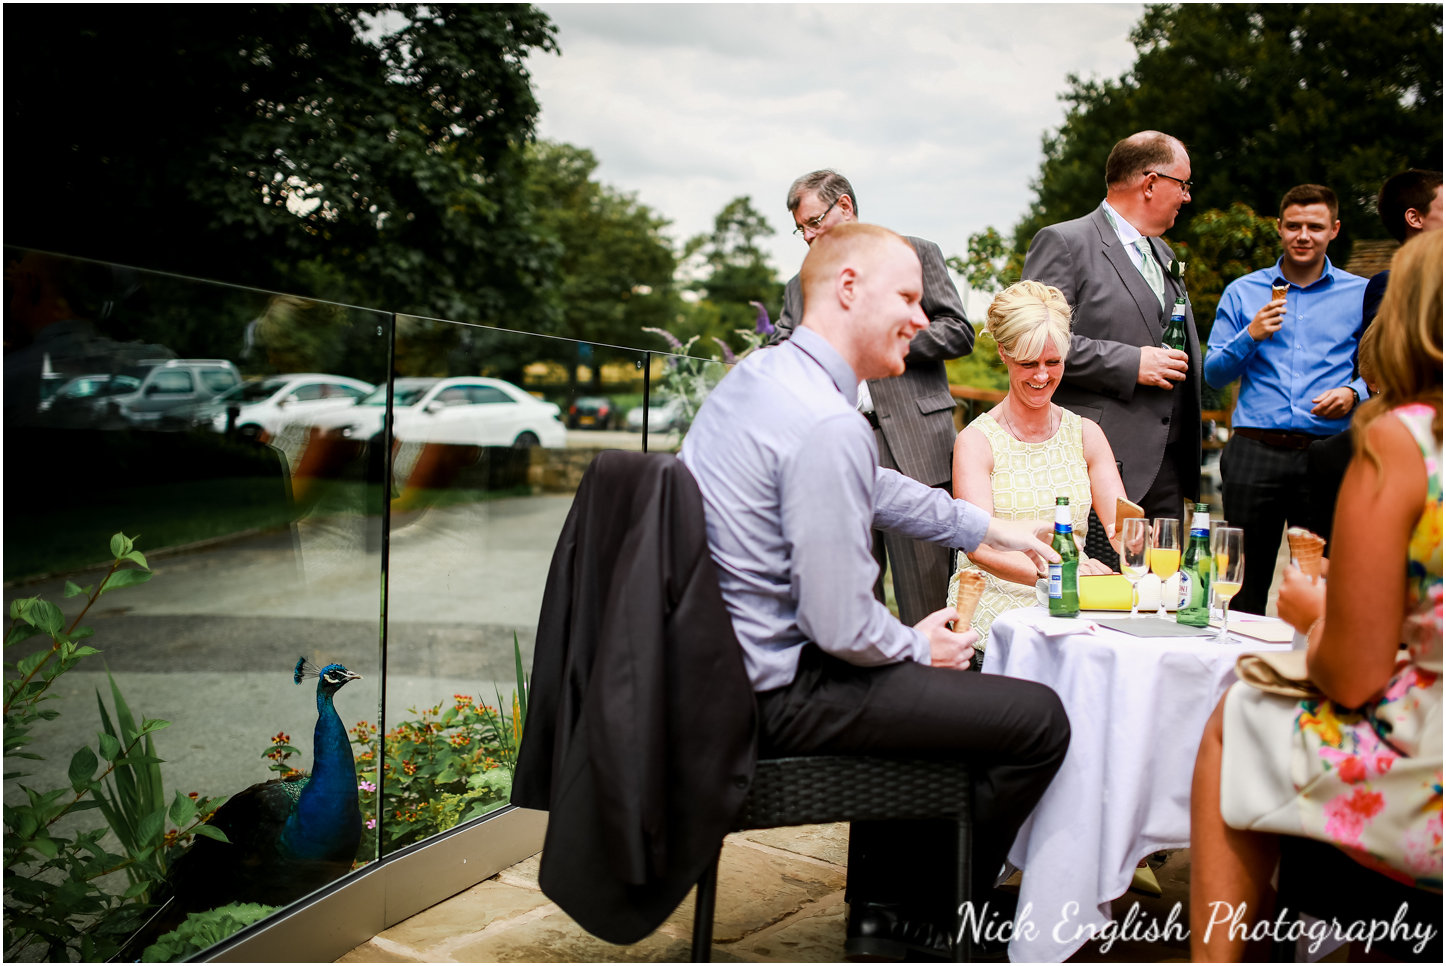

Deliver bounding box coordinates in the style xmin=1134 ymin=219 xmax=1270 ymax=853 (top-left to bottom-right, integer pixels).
xmin=1188 ymin=229 xmax=1443 ymax=961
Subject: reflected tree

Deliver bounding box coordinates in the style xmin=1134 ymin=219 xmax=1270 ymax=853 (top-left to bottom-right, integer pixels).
xmin=6 ymin=4 xmax=558 ymax=331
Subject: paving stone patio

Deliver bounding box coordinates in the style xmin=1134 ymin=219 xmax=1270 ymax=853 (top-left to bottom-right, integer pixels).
xmin=337 ymin=825 xmax=1214 ymax=963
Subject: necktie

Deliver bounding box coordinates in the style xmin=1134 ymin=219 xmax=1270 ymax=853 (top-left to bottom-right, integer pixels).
xmin=1134 ymin=237 xmax=1165 ymax=309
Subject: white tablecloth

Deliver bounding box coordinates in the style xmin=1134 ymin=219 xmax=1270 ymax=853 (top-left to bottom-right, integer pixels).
xmin=982 ymin=607 xmax=1289 ymax=962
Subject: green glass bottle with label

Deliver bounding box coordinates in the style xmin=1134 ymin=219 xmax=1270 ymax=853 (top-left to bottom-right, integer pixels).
xmin=1177 ymin=503 xmax=1213 ymax=627
xmin=1162 ymin=297 xmax=1188 ymax=352
xmin=1048 ymin=496 xmax=1080 ymax=618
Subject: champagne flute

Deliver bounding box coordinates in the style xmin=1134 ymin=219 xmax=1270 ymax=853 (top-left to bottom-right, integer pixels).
xmin=1211 ymin=526 xmax=1245 ymax=643
xmin=1120 ymin=517 xmax=1151 ymax=618
xmin=1150 ymin=517 xmax=1182 ymax=618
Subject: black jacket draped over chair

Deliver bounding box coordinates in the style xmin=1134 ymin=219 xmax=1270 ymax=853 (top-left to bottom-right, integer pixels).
xmin=511 ymin=450 xmax=757 ymax=944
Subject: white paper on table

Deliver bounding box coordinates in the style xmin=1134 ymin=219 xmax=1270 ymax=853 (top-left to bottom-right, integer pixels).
xmin=1031 ymin=616 xmax=1098 ymax=637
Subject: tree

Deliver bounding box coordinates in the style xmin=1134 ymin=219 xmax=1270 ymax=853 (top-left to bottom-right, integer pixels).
xmin=1011 ymin=3 xmax=1442 ymax=259
xmin=5 ymin=4 xmax=558 ymax=326
xmin=522 ymin=141 xmax=680 ymax=389
xmin=678 ymin=197 xmax=783 ymax=349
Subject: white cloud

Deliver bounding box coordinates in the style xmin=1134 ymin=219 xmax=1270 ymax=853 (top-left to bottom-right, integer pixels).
xmin=528 ymin=2 xmax=1143 ymax=302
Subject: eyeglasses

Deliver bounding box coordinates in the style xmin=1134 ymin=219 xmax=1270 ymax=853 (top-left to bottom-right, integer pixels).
xmin=1147 ymin=171 xmax=1193 ymax=193
xmin=793 ymin=196 xmax=839 ymax=236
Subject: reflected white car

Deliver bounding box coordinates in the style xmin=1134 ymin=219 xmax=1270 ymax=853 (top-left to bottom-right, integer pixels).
xmin=308 ymin=376 xmax=567 ymax=449
xmin=196 ymin=373 xmax=373 ymax=440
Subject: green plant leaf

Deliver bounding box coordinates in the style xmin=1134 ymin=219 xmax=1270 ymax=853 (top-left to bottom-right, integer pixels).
xmin=98 ymin=569 xmax=154 ymax=594
xmin=192 ymin=823 xmax=230 ymax=843
xmin=169 ymin=791 xmax=197 ymax=828
xmin=135 ymin=807 xmax=166 ymax=847
xmin=68 ymin=746 xmax=99 ymax=791
xmin=122 ymin=550 xmax=149 ymax=570
xmin=109 ymin=533 xmax=132 ymax=558
xmin=98 ymin=733 xmax=121 ymax=761
xmin=62 ymin=581 xmax=92 ymax=599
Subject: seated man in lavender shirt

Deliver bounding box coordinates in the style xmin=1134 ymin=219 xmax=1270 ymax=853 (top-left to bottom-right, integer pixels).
xmin=680 ymin=223 xmax=1071 ymax=962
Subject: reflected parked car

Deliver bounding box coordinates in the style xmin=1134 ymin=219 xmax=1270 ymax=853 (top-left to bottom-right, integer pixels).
xmin=625 ymin=396 xmax=686 ymax=433
xmin=191 ymin=373 xmax=373 ymax=441
xmin=110 ymin=359 xmax=242 ymax=427
xmin=37 ymin=373 xmax=143 ymax=423
xmin=307 ymin=376 xmax=567 ymax=449
xmin=566 ymin=395 xmax=616 ymax=430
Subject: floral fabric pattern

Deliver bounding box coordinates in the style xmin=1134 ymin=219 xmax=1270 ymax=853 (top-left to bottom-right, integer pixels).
xmin=1286 ymin=404 xmax=1443 ymax=888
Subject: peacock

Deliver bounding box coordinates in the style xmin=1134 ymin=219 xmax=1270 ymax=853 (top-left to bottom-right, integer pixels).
xmin=117 ymin=658 xmax=363 ymax=958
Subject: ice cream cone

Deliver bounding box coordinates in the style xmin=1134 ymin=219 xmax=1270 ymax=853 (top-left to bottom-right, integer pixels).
xmin=953 ymin=570 xmax=987 ymax=627
xmin=1286 ymin=527 xmax=1326 ymax=578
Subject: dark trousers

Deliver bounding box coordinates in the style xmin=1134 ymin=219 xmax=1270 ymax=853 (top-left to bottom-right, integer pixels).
xmin=755 ymin=645 xmax=1070 ymax=923
xmin=1220 ymin=433 xmax=1312 ymax=615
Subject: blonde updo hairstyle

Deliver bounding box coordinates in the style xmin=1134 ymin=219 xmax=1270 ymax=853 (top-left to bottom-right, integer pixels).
xmin=986 ymin=280 xmax=1073 ymax=364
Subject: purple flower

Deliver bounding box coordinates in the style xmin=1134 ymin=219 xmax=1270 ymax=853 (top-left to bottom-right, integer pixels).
xmin=358 ymin=780 xmax=376 ymax=793
xmin=366 ymin=817 xmax=377 ymax=830
xmin=641 ymin=326 xmax=685 ymax=351
xmin=711 ymin=337 xmax=738 ymax=364
xmin=749 ymin=301 xmax=775 ymax=336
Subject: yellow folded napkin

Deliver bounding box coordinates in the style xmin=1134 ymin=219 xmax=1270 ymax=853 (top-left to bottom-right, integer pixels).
xmin=1078 ymin=574 xmax=1135 ymax=611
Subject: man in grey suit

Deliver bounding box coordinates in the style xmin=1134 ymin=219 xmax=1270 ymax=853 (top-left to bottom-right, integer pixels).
xmin=770 ymin=170 xmax=975 ymax=626
xmin=1023 ymin=132 xmax=1201 ymax=535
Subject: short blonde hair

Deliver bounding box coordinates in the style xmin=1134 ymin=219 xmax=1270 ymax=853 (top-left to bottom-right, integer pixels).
xmin=986 ymin=280 xmax=1072 ymax=363
xmin=799 ymin=222 xmax=911 ymax=311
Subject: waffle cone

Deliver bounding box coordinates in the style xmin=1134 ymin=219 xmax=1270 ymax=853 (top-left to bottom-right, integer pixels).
xmin=1286 ymin=527 xmax=1326 ymax=578
xmin=953 ymin=570 xmax=988 ymax=627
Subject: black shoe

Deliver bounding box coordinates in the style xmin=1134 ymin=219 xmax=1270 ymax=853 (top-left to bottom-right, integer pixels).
xmin=844 ymin=901 xmax=954 ymax=962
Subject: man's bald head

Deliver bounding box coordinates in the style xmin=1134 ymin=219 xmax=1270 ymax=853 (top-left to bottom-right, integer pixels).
xmin=798 ymin=222 xmax=928 ymax=381
xmin=800 ymin=222 xmax=916 ymax=316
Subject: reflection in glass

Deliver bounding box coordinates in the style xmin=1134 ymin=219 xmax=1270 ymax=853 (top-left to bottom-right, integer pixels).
xmin=3 ymin=249 xmax=386 ymax=961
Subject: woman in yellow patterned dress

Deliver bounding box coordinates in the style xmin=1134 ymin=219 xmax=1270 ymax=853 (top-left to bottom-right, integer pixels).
xmin=1189 ymin=230 xmax=1443 ymax=961
xmin=945 ymin=280 xmax=1128 ymax=655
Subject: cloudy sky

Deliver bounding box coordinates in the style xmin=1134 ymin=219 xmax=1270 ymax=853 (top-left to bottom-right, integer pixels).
xmin=526 ymin=2 xmax=1145 ymax=305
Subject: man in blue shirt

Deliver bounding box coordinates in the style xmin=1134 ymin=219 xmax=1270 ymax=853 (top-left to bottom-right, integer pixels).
xmin=682 ymin=223 xmax=1069 ymax=961
xmin=1205 ymin=184 xmax=1368 ymax=614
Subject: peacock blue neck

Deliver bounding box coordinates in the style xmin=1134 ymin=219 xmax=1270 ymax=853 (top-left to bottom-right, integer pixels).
xmin=282 ymin=686 xmax=361 ymax=859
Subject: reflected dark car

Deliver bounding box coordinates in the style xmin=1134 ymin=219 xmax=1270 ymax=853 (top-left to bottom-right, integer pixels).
xmin=566 ymin=395 xmax=615 ymax=430
xmin=38 ymin=373 xmax=143 ymax=423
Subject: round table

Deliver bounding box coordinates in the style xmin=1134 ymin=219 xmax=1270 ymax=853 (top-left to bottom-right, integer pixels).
xmin=981 ymin=607 xmax=1289 ymax=962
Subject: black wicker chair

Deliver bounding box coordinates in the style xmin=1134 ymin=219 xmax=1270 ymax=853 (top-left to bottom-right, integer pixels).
xmin=689 ymin=755 xmax=976 ymax=962
xmin=1268 ymin=836 xmax=1442 ymax=962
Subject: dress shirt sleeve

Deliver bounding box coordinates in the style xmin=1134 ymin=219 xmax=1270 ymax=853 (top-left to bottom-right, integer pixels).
xmin=873 ymin=466 xmax=990 ymax=549
xmin=1203 ymin=283 xmax=1257 ymax=389
xmin=1024 ymin=224 xmax=1143 ymax=401
xmin=779 ymin=413 xmax=931 ymax=668
xmin=902 ymin=238 xmax=975 ymax=363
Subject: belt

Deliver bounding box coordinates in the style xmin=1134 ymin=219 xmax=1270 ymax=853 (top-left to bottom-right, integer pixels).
xmin=863 ymin=410 xmax=881 ymax=430
xmin=1233 ymin=427 xmax=1329 ymax=451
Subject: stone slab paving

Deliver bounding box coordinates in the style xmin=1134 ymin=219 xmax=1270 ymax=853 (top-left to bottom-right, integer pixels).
xmin=343 ymin=829 xmax=1351 ymax=963
xmin=340 ymin=824 xmax=849 ymax=963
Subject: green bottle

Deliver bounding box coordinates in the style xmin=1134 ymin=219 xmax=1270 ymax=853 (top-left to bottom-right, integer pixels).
xmin=1048 ymin=496 xmax=1080 ymax=618
xmin=1162 ymin=297 xmax=1188 ymax=352
xmin=1177 ymin=503 xmax=1213 ymax=627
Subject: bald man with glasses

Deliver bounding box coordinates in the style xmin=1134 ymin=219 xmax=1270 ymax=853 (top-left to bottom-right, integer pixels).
xmin=1023 ymin=131 xmax=1202 ymax=551
xmin=770 ymin=169 xmax=976 ymax=630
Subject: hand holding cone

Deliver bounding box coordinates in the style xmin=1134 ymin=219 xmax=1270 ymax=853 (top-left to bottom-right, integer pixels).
xmin=953 ymin=570 xmax=987 ymax=629
xmin=1286 ymin=527 xmax=1326 ymax=578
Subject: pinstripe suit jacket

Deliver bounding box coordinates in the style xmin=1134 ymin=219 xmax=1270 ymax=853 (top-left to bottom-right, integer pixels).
xmin=1022 ymin=205 xmax=1202 ymax=503
xmin=770 ymin=236 xmax=974 ymax=487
